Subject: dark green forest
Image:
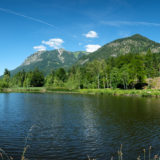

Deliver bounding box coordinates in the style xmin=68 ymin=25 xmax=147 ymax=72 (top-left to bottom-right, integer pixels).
xmin=1 ymin=50 xmax=160 ymax=90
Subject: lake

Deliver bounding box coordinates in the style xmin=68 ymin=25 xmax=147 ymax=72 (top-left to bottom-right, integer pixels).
xmin=0 ymin=93 xmax=160 ymax=160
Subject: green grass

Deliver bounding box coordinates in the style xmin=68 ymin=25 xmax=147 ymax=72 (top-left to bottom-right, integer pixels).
xmin=1 ymin=87 xmax=46 ymax=93
xmin=76 ymin=88 xmax=160 ymax=97
xmin=1 ymin=87 xmax=160 ymax=97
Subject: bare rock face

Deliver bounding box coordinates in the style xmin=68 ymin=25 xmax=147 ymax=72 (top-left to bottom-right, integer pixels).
xmin=151 ymin=47 xmax=160 ymax=53
xmin=11 ymin=49 xmax=87 ymax=75
xmin=80 ymin=58 xmax=89 ymax=65
xmin=22 ymin=51 xmax=44 ymax=66
xmin=58 ymin=48 xmax=65 ymax=63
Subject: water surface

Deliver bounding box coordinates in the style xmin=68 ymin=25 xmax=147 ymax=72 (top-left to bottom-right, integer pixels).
xmin=0 ymin=93 xmax=160 ymax=160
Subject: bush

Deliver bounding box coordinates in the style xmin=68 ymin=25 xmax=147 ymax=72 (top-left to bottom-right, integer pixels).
xmin=0 ymin=80 xmax=9 ymax=88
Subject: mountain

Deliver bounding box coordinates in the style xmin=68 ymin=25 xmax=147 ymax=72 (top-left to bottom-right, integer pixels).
xmin=77 ymin=34 xmax=160 ymax=65
xmin=11 ymin=49 xmax=87 ymax=75
xmin=10 ymin=34 xmax=160 ymax=76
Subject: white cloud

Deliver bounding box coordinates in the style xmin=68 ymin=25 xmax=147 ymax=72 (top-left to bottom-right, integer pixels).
xmin=42 ymin=38 xmax=64 ymax=49
xmin=101 ymin=21 xmax=160 ymax=27
xmin=84 ymin=31 xmax=98 ymax=38
xmin=33 ymin=45 xmax=46 ymax=52
xmin=85 ymin=44 xmax=101 ymax=52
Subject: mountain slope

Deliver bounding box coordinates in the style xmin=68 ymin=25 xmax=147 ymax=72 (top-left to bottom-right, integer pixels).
xmin=77 ymin=34 xmax=160 ymax=65
xmin=10 ymin=34 xmax=160 ymax=75
xmin=11 ymin=49 xmax=86 ymax=75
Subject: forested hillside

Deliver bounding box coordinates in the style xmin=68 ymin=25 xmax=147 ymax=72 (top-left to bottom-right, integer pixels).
xmin=1 ymin=34 xmax=160 ymax=90
xmin=77 ymin=34 xmax=160 ymax=65
xmin=9 ymin=34 xmax=160 ymax=76
xmin=1 ymin=49 xmax=160 ymax=90
xmin=11 ymin=49 xmax=87 ymax=75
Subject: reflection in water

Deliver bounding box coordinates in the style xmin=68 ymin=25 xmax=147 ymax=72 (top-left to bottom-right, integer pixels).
xmin=0 ymin=93 xmax=160 ymax=159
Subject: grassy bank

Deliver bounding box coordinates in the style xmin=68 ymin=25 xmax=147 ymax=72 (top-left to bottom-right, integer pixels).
xmin=1 ymin=87 xmax=47 ymax=93
xmin=1 ymin=87 xmax=160 ymax=97
xmin=0 ymin=87 xmax=78 ymax=93
xmin=77 ymin=88 xmax=160 ymax=97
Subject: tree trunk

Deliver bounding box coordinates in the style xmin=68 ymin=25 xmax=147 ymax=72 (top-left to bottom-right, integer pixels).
xmin=109 ymin=75 xmax=112 ymax=88
xmin=123 ymin=79 xmax=125 ymax=89
xmin=97 ymin=74 xmax=100 ymax=89
xmin=106 ymin=74 xmax=109 ymax=88
xmin=103 ymin=79 xmax=105 ymax=89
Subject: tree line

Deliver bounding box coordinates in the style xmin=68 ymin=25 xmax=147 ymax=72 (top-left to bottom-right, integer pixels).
xmin=1 ymin=49 xmax=160 ymax=90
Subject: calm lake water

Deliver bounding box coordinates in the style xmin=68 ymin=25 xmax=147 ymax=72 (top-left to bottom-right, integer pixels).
xmin=0 ymin=93 xmax=160 ymax=160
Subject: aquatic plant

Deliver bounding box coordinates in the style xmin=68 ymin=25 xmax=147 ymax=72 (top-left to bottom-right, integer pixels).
xmin=0 ymin=137 xmax=158 ymax=160
xmin=0 ymin=125 xmax=36 ymax=160
xmin=87 ymin=145 xmax=156 ymax=160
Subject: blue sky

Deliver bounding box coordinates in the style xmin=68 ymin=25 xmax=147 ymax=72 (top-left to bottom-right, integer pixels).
xmin=0 ymin=0 xmax=160 ymax=75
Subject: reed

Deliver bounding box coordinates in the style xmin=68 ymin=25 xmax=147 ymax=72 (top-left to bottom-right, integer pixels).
xmin=0 ymin=125 xmax=36 ymax=160
xmin=149 ymin=146 xmax=152 ymax=160
xmin=0 ymin=148 xmax=12 ymax=160
xmin=143 ymin=148 xmax=146 ymax=160
xmin=0 ymin=138 xmax=158 ymax=160
xmin=87 ymin=145 xmax=155 ymax=160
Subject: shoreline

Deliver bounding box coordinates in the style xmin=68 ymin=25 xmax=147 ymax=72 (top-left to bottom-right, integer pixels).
xmin=1 ymin=87 xmax=160 ymax=97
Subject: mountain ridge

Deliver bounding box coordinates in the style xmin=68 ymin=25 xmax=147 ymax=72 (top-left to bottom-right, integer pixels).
xmin=77 ymin=34 xmax=160 ymax=65
xmin=10 ymin=34 xmax=160 ymax=75
xmin=11 ymin=49 xmax=87 ymax=75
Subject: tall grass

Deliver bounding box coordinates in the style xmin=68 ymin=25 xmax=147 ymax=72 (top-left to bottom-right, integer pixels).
xmin=2 ymin=87 xmax=160 ymax=97
xmin=78 ymin=88 xmax=160 ymax=97
xmin=0 ymin=125 xmax=35 ymax=160
xmin=88 ymin=145 xmax=160 ymax=160
xmin=0 ymin=142 xmax=159 ymax=160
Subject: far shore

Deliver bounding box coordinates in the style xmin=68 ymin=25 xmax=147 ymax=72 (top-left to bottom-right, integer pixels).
xmin=1 ymin=87 xmax=160 ymax=97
